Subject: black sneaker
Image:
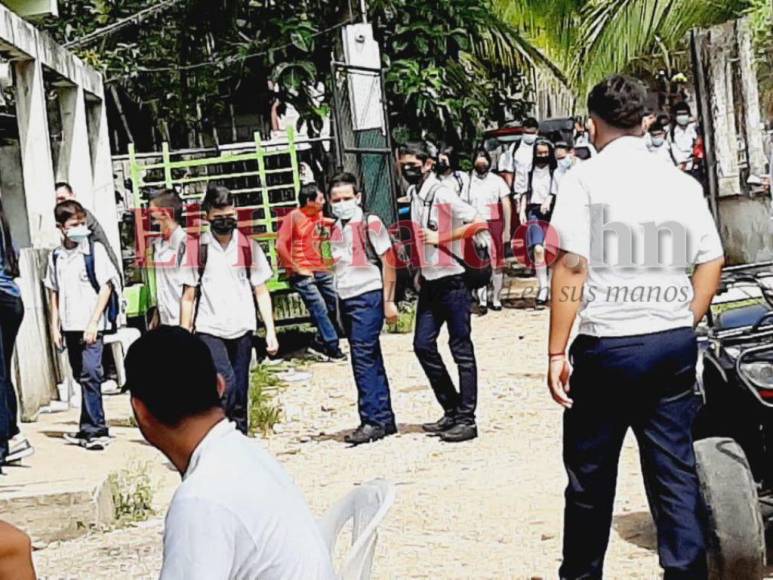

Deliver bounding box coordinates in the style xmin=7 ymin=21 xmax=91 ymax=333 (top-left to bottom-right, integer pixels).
xmin=422 ymin=415 xmax=458 ymax=434
xmin=491 ymin=304 xmax=503 ymax=312
xmin=439 ymin=422 xmax=478 ymax=443
xmin=63 ymin=432 xmax=111 ymax=451
xmin=477 ymin=305 xmax=488 ymax=316
xmin=344 ymin=424 xmax=392 ymax=446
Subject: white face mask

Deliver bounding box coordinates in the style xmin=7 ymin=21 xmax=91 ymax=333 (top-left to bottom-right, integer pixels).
xmin=676 ymin=114 xmax=690 ymax=127
xmin=521 ymin=133 xmax=537 ymax=146
xmin=65 ymin=224 xmax=90 ymax=244
xmin=651 ymin=136 xmax=665 ymax=147
xmin=559 ymin=157 xmax=573 ymax=170
xmin=331 ymin=198 xmax=359 ymax=221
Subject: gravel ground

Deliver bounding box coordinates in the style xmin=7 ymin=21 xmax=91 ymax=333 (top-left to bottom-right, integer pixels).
xmin=33 ymin=305 xmax=759 ymax=579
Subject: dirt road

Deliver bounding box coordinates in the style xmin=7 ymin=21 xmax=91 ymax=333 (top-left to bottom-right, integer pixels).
xmin=34 ymin=307 xmax=704 ymax=578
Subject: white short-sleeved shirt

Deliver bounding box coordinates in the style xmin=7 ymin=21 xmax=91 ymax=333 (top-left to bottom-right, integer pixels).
xmin=152 ymin=226 xmax=197 ymax=326
xmin=44 ymin=241 xmax=120 ymax=332
xmin=499 ymin=142 xmax=535 ymax=195
xmin=466 ymin=171 xmax=510 ymax=221
xmin=670 ymin=123 xmax=698 ymax=166
xmin=160 ymin=420 xmax=335 ymax=580
xmin=193 ymin=232 xmax=273 ymax=339
xmin=410 ymin=174 xmax=478 ymax=281
xmin=331 ymin=208 xmax=392 ymax=300
xmin=529 ymin=167 xmax=557 ymax=205
xmin=645 ymin=134 xmax=676 ymax=166
xmin=442 ymin=171 xmax=471 ymax=198
xmin=550 ymin=136 xmax=724 ymax=337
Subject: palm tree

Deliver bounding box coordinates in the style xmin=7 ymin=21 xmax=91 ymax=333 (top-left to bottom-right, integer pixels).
xmin=493 ymin=0 xmax=755 ymax=96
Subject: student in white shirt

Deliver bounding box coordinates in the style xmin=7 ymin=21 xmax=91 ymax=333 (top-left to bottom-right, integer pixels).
xmin=45 ymin=201 xmax=120 ymax=450
xmin=399 ymin=141 xmax=486 ymax=443
xmin=148 ymin=190 xmax=196 ymax=328
xmin=553 ymin=142 xmax=575 ymax=188
xmin=547 ymin=75 xmax=723 ymax=580
xmin=498 ymin=117 xmax=539 ymax=196
xmin=466 ymin=149 xmax=511 ymax=313
xmin=669 ymin=102 xmax=699 ymax=171
xmin=124 ymin=327 xmax=335 ymax=580
xmin=645 ymin=120 xmax=676 ymax=166
xmin=435 ymin=145 xmax=470 ymax=198
xmin=328 ymin=173 xmax=399 ymax=445
xmin=180 ymin=185 xmax=278 ymax=434
xmin=520 ymin=139 xmax=558 ymax=306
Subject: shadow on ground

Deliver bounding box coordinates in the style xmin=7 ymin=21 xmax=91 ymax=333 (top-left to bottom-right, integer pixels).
xmin=613 ymin=511 xmax=657 ymax=551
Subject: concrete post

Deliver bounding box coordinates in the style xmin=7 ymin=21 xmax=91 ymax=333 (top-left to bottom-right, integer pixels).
xmin=14 ymin=57 xmax=58 ymax=248
xmin=56 ymin=85 xmax=93 ymax=204
xmin=86 ymin=95 xmax=121 ymax=261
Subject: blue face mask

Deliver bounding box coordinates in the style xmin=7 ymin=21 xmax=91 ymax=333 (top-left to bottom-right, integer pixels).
xmin=331 ymin=198 xmax=359 ymax=221
xmin=521 ymin=133 xmax=537 ymax=146
xmin=559 ymin=157 xmax=573 ymax=170
xmin=65 ymin=224 xmax=90 ymax=245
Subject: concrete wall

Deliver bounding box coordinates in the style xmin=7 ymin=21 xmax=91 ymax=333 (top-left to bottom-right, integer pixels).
xmin=718 ymin=195 xmax=773 ymax=265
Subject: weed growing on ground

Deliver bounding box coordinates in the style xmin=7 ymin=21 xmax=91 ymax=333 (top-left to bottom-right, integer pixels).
xmin=108 ymin=460 xmax=154 ymax=525
xmin=386 ymin=301 xmax=416 ymax=334
xmin=249 ymin=365 xmax=286 ymax=436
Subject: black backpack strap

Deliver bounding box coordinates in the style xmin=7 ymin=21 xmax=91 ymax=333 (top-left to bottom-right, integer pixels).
xmin=197 ymin=240 xmax=209 ymax=281
xmin=359 ymin=213 xmax=381 ymax=264
xmin=83 ymin=237 xmax=100 ymax=295
xmin=242 ymin=235 xmax=254 ymax=283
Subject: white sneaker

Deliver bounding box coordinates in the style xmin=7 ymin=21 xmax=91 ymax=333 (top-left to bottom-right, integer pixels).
xmin=5 ymin=437 xmax=34 ymax=463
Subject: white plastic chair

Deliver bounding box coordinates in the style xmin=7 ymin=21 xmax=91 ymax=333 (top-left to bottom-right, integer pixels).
xmin=317 ymin=479 xmax=396 ymax=580
xmin=103 ymin=327 xmax=141 ymax=387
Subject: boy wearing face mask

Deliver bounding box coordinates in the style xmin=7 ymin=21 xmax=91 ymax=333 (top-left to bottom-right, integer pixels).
xmin=328 ymin=173 xmax=399 ymax=445
xmin=554 ymin=142 xmax=575 ymax=187
xmin=669 ymin=102 xmax=698 ymax=171
xmin=180 ymin=185 xmax=279 ymax=434
xmin=399 ymin=141 xmax=487 ymax=443
xmin=645 ymin=121 xmax=676 ymax=166
xmin=467 ymin=149 xmax=511 ymax=313
xmin=276 ymin=183 xmax=344 ymax=362
xmin=436 ymin=146 xmax=470 ymax=198
xmin=45 ymin=201 xmax=120 ymax=450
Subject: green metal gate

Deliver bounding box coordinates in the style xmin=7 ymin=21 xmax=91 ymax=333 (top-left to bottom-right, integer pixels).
xmin=126 ymin=128 xmax=310 ymax=324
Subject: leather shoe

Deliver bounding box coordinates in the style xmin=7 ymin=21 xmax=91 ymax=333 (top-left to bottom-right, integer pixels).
xmin=422 ymin=415 xmax=457 ymax=433
xmin=439 ymin=422 xmax=478 ymax=443
xmin=344 ymin=424 xmax=391 ymax=446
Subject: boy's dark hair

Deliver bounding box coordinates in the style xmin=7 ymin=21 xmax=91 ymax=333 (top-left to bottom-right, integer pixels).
xmin=472 ymin=148 xmax=492 ymax=166
xmin=438 ymin=145 xmax=458 ymax=168
xmin=54 ymin=200 xmax=86 ymax=226
xmin=587 ymin=75 xmax=647 ymax=130
xmin=202 ymin=184 xmax=233 ymax=213
xmin=673 ymin=101 xmax=691 ymax=115
xmin=648 ymin=121 xmax=668 ymax=134
xmin=398 ymin=141 xmax=432 ymax=162
xmin=327 ymin=172 xmax=358 ymax=196
xmin=149 ymin=189 xmax=184 ymax=222
xmin=298 ymin=183 xmax=320 ymax=207
xmin=554 ymin=141 xmax=570 ymax=152
xmin=523 ymin=117 xmax=539 ymax=130
xmin=55 ymin=182 xmax=73 ymax=193
xmin=124 ymin=326 xmax=222 ymax=426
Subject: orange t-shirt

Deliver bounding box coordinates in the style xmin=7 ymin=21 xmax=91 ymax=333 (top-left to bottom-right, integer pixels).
xmin=276 ymin=208 xmax=331 ymax=274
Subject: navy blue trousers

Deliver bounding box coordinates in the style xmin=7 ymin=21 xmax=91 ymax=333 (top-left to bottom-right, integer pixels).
xmin=198 ymin=332 xmax=253 ymax=434
xmin=64 ymin=332 xmax=108 ymax=438
xmin=0 ymin=292 xmax=23 ymax=459
xmin=290 ymin=272 xmax=341 ymax=355
xmin=413 ymin=275 xmax=477 ymax=422
xmin=340 ymin=289 xmax=395 ymax=429
xmin=560 ymin=327 xmax=706 ymax=580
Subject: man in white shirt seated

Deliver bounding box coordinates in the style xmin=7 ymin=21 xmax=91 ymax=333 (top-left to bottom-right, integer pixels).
xmin=124 ymin=327 xmax=335 ymax=580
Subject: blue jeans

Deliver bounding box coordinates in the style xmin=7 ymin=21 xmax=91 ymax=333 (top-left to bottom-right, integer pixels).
xmin=0 ymin=292 xmax=23 ymax=459
xmin=198 ymin=332 xmax=253 ymax=434
xmin=340 ymin=290 xmax=395 ymax=429
xmin=561 ymin=327 xmax=706 ymax=580
xmin=413 ymin=275 xmax=477 ymax=422
xmin=291 ymin=272 xmax=340 ymax=355
xmin=64 ymin=332 xmax=108 ymax=438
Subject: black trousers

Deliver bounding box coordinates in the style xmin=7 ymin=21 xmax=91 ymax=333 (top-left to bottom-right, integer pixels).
xmin=560 ymin=327 xmax=707 ymax=580
xmin=413 ymin=275 xmax=477 ymax=422
xmin=0 ymin=291 xmax=23 ymax=459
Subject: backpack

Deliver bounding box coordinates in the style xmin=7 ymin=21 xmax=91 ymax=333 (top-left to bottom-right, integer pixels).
xmin=359 ymin=213 xmax=417 ymax=301
xmin=53 ymin=238 xmax=121 ymax=334
xmin=424 ymin=184 xmax=492 ymax=291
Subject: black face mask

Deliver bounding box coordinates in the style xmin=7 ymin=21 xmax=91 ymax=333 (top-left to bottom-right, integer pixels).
xmin=474 ymin=163 xmax=490 ymax=175
xmin=534 ymin=156 xmax=550 ymax=168
xmin=210 ymin=216 xmax=237 ymax=235
xmin=435 ymin=161 xmax=449 ymax=175
xmin=402 ymin=165 xmax=424 ymax=185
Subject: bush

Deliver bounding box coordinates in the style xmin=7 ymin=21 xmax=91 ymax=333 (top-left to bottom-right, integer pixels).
xmin=108 ymin=461 xmax=154 ymax=525
xmin=249 ymin=365 xmax=285 ymax=436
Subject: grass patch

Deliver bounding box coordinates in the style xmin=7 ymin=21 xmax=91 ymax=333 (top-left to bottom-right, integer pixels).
xmin=108 ymin=460 xmax=154 ymax=525
xmin=386 ymin=301 xmax=416 ymax=334
xmin=249 ymin=365 xmax=286 ymax=436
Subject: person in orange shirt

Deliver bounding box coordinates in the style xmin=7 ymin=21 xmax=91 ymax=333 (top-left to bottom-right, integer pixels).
xmin=276 ymin=183 xmax=344 ymax=361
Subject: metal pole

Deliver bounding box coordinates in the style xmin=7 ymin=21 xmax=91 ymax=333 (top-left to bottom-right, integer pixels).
xmin=360 ymin=0 xmax=368 ymax=23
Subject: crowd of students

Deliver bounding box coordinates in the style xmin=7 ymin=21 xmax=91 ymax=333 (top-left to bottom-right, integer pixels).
xmin=0 ymin=74 xmax=724 ymax=580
